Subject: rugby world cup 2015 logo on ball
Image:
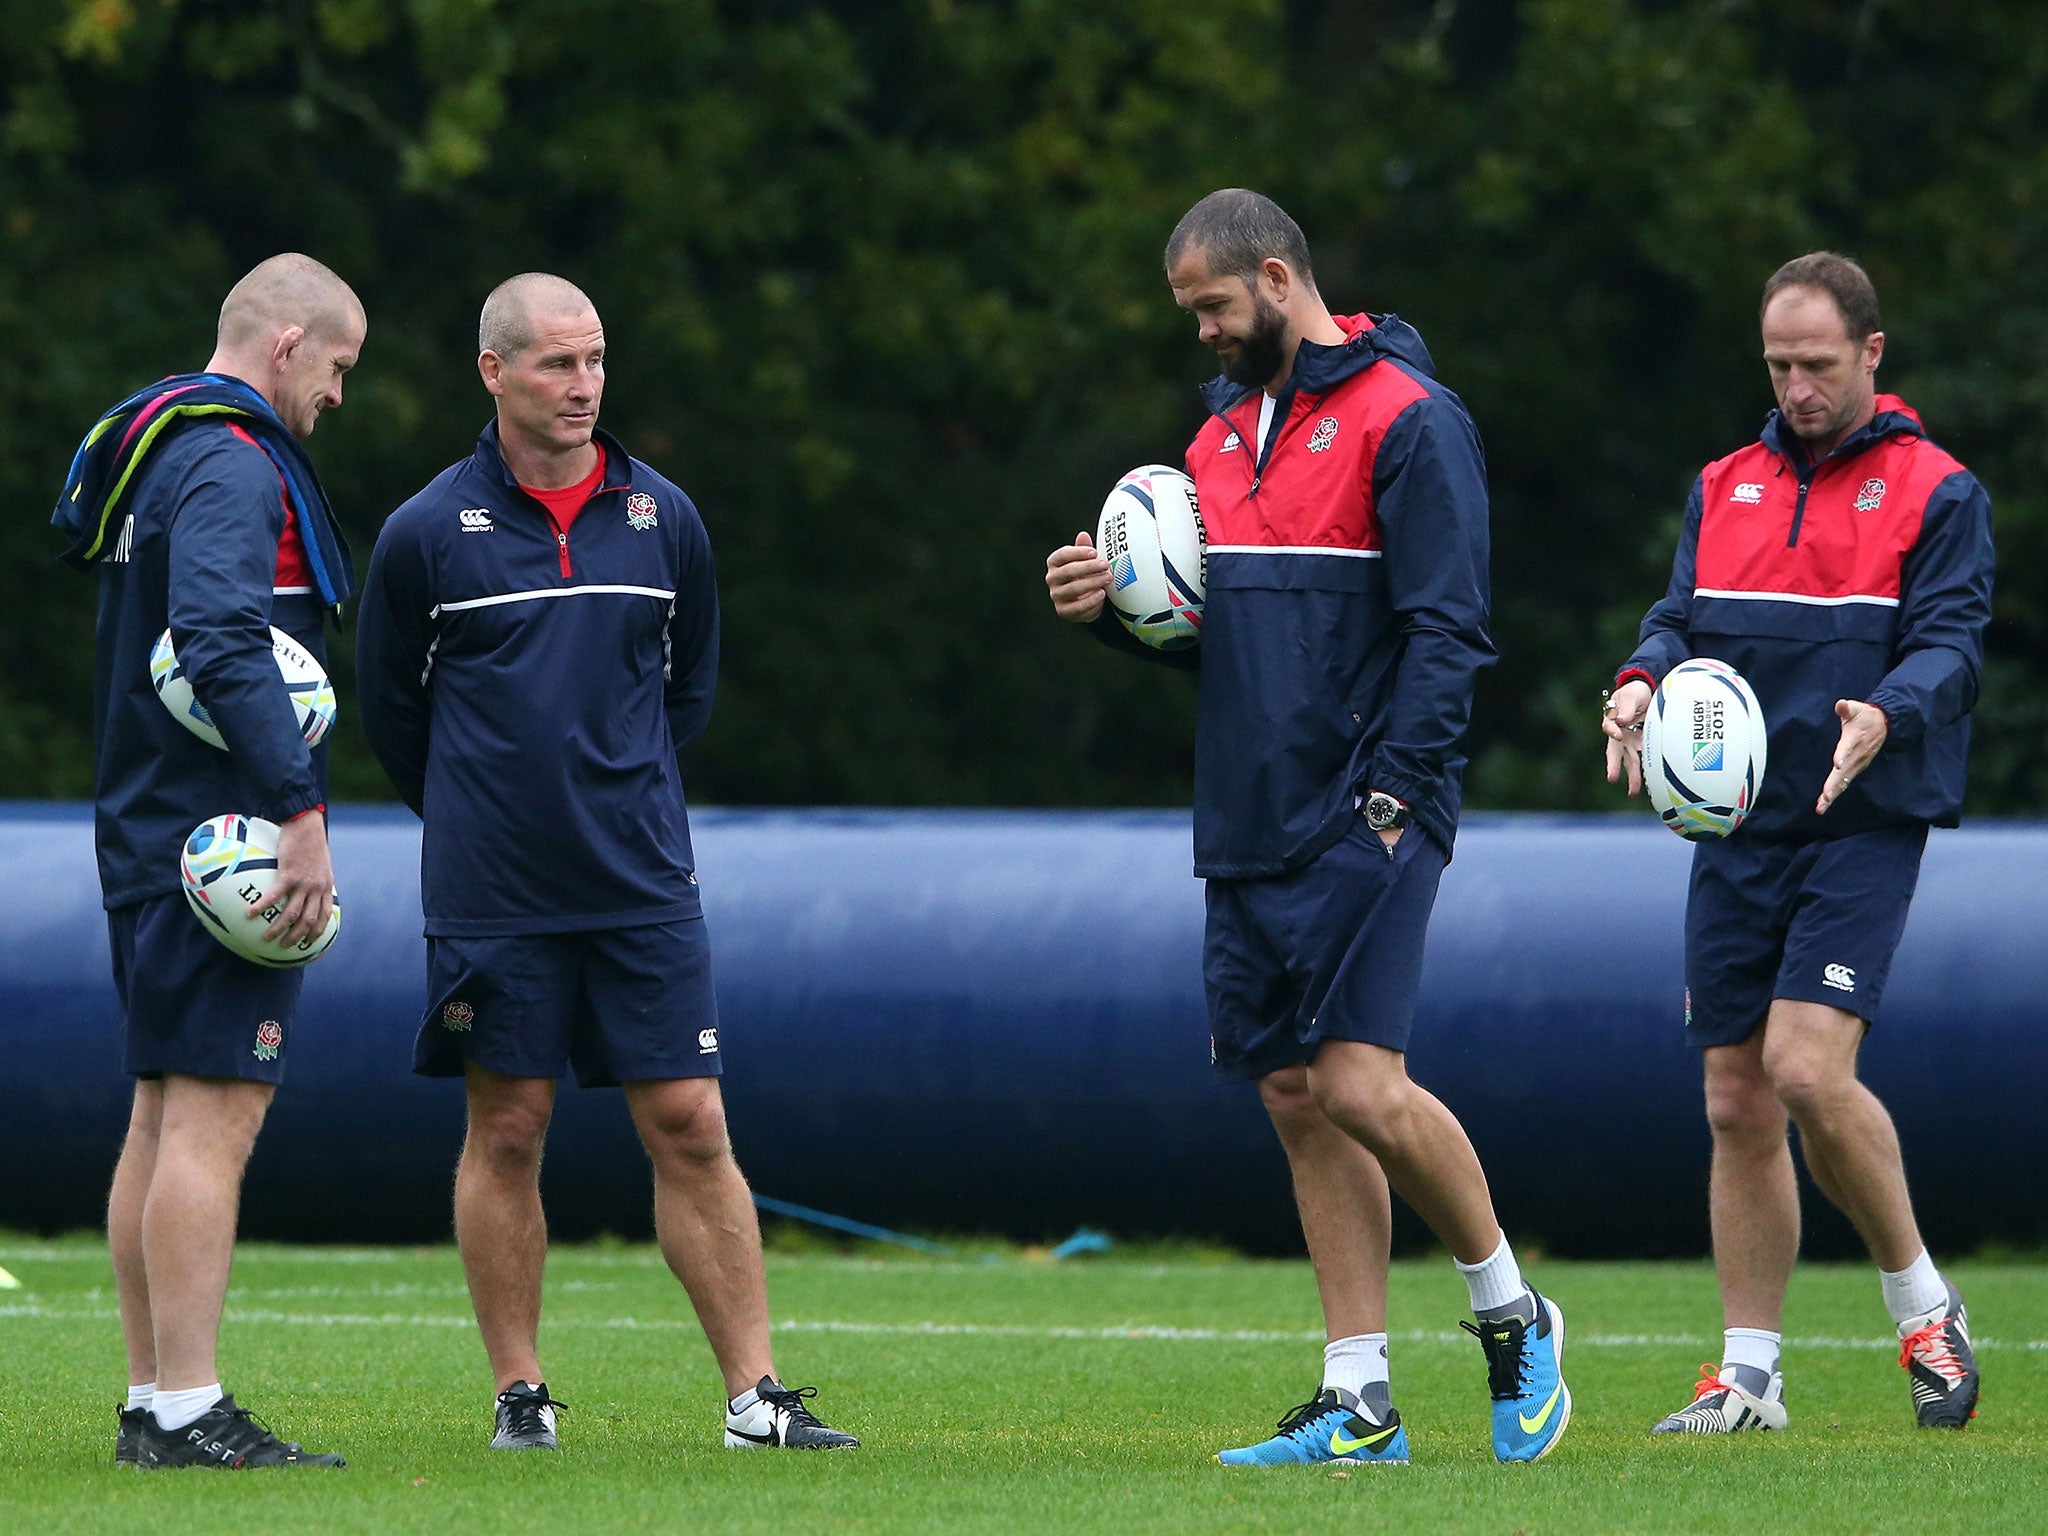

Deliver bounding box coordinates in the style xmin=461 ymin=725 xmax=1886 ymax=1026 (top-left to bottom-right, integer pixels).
xmin=1642 ymin=658 xmax=1769 ymax=840
xmin=1097 ymin=464 xmax=1206 ymax=650
xmin=150 ymin=627 xmax=336 ymax=750
xmin=179 ymin=814 xmax=342 ymax=968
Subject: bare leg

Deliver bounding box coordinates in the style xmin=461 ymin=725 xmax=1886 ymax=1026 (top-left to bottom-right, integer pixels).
xmin=623 ymin=1077 xmax=775 ymax=1397
xmin=455 ymin=1067 xmax=556 ymax=1392
xmin=1304 ymin=1040 xmax=1501 ymax=1264
xmin=108 ymin=1080 xmax=165 ymax=1388
xmin=1702 ymin=1035 xmax=1799 ymax=1331
xmin=1258 ymin=1066 xmax=1390 ymax=1339
xmin=1762 ymin=1000 xmax=1923 ymax=1272
xmin=143 ymin=1075 xmax=274 ymax=1390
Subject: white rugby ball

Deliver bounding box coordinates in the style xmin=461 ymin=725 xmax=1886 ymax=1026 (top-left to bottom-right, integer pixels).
xmin=150 ymin=627 xmax=336 ymax=751
xmin=1097 ymin=464 xmax=1206 ymax=650
xmin=1643 ymin=658 xmax=1768 ymax=840
xmin=179 ymin=813 xmax=341 ymax=968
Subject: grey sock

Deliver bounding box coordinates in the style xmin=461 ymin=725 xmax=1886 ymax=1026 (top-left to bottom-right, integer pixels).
xmin=1475 ymin=1288 xmax=1536 ymax=1326
xmin=1722 ymin=1362 xmax=1773 ymax=1398
xmin=1358 ymin=1381 xmax=1394 ymax=1421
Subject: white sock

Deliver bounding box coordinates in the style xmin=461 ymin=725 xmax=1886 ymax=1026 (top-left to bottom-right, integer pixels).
xmin=1456 ymin=1233 xmax=1527 ymax=1316
xmin=152 ymin=1383 xmax=223 ymax=1432
xmin=728 ymin=1384 xmax=764 ymax=1413
xmin=1321 ymin=1334 xmax=1389 ymax=1401
xmin=126 ymin=1383 xmax=155 ymax=1413
xmin=1881 ymin=1250 xmax=1946 ymax=1326
xmin=1721 ymin=1328 xmax=1781 ymax=1390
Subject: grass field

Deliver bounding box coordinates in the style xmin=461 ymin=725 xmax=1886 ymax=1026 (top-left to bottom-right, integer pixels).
xmin=2 ymin=1234 xmax=2043 ymax=1534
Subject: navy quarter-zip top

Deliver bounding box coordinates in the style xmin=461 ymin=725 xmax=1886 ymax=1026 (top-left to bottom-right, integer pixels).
xmin=356 ymin=422 xmax=719 ymax=936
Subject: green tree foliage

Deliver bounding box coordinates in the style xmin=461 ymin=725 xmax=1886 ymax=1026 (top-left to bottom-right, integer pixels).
xmin=2 ymin=0 xmax=2041 ymax=816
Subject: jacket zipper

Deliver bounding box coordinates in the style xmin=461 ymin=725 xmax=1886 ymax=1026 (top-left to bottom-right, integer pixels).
xmin=555 ymin=530 xmax=572 ymax=578
xmin=1785 ymin=471 xmax=1813 ymax=547
xmin=1219 ymin=389 xmax=1305 ymax=498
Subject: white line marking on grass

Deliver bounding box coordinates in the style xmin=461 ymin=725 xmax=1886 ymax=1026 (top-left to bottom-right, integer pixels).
xmin=3 ymin=1304 xmax=2044 ymax=1353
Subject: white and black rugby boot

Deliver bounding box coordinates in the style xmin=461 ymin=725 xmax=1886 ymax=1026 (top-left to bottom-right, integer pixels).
xmin=1898 ymin=1280 xmax=1980 ymax=1429
xmin=725 ymin=1376 xmax=859 ymax=1449
xmin=492 ymin=1381 xmax=564 ymax=1449
xmin=1650 ymin=1365 xmax=1788 ymax=1434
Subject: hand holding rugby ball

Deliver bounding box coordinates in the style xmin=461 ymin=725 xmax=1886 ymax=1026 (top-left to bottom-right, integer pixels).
xmin=1095 ymin=464 xmax=1206 ymax=650
xmin=179 ymin=813 xmax=341 ymax=967
xmin=1642 ymin=658 xmax=1769 ymax=839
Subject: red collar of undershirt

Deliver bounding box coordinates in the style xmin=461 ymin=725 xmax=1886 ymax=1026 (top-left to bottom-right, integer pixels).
xmin=520 ymin=445 xmax=607 ymax=533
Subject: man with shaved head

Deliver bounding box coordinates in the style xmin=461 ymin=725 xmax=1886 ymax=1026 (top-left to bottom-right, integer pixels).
xmin=52 ymin=253 xmax=364 ymax=1469
xmin=357 ymin=275 xmax=858 ymax=1455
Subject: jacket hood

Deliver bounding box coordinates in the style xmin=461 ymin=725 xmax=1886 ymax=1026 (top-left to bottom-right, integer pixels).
xmin=1199 ymin=313 xmax=1437 ymax=414
xmin=1761 ymin=392 xmax=1926 ymax=465
xmin=53 ymin=371 xmax=355 ymax=614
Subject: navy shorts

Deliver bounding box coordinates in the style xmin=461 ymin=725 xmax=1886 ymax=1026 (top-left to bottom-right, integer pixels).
xmin=1685 ymin=824 xmax=1928 ymax=1047
xmin=108 ymin=892 xmax=303 ymax=1083
xmin=1205 ymin=820 xmax=1447 ymax=1081
xmin=415 ymin=918 xmax=722 ymax=1088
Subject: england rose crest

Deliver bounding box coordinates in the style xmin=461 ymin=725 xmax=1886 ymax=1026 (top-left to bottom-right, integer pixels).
xmin=1307 ymin=416 xmax=1340 ymax=453
xmin=442 ymin=1001 xmax=475 ymax=1031
xmin=626 ymin=492 xmax=659 ymax=531
xmin=1854 ymin=478 xmax=1887 ymax=512
xmin=252 ymin=1020 xmax=283 ymax=1062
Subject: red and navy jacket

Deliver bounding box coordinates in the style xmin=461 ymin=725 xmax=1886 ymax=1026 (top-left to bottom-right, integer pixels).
xmin=52 ymin=408 xmax=330 ymax=910
xmin=355 ymin=423 xmax=718 ymax=937
xmin=1095 ymin=313 xmax=1495 ymax=876
xmin=1618 ymin=395 xmax=1994 ymax=839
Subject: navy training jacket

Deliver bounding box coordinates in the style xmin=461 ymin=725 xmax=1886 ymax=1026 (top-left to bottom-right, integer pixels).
xmin=355 ymin=423 xmax=718 ymax=937
xmin=1093 ymin=314 xmax=1495 ymax=877
xmin=57 ymin=422 xmax=328 ymax=909
xmin=1618 ymin=395 xmax=1995 ymax=839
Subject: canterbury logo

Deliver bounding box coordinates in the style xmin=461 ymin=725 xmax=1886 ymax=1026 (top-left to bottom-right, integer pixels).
xmin=1518 ymin=1383 xmax=1564 ymax=1434
xmin=1822 ymin=962 xmax=1856 ymax=992
xmin=459 ymin=508 xmax=495 ymax=532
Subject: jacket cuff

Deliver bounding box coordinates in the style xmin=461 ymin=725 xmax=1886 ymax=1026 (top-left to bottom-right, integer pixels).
xmin=1363 ymin=761 xmax=1429 ymax=810
xmin=1614 ymin=667 xmax=1657 ymax=693
xmin=1863 ymin=693 xmax=1912 ymax=744
xmin=260 ymin=783 xmax=326 ymax=824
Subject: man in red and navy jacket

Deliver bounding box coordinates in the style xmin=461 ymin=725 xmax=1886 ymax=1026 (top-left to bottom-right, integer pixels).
xmin=1604 ymin=253 xmax=1993 ymax=1436
xmin=356 ymin=272 xmax=856 ymax=1457
xmin=1047 ymin=190 xmax=1568 ymax=1468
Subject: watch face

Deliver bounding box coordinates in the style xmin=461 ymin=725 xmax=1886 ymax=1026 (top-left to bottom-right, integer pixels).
xmin=1366 ymin=795 xmax=1398 ymax=830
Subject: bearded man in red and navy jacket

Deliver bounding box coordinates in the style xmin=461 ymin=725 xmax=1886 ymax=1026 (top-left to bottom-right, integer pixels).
xmin=1047 ymin=189 xmax=1569 ymax=1468
xmin=1604 ymin=253 xmax=1993 ymax=1436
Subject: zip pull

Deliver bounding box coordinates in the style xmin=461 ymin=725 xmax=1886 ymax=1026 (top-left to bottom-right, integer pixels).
xmin=556 ymin=530 xmax=572 ymax=578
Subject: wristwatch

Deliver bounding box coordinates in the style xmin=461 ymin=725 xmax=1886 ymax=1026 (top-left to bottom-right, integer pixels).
xmin=1362 ymin=790 xmax=1410 ymax=833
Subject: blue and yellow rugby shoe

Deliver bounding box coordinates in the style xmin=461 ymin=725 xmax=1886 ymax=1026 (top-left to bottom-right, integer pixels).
xmin=1461 ymin=1290 xmax=1571 ymax=1463
xmin=1216 ymin=1387 xmax=1409 ymax=1467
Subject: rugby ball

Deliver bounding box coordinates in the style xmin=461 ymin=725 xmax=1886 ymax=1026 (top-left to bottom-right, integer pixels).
xmin=178 ymin=814 xmax=341 ymax=968
xmin=1097 ymin=464 xmax=1206 ymax=650
xmin=1643 ymin=658 xmax=1768 ymax=840
xmin=150 ymin=627 xmax=336 ymax=751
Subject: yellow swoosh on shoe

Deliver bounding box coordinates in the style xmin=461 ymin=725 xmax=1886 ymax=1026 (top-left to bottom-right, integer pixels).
xmin=1518 ymin=1383 xmax=1564 ymax=1435
xmin=1329 ymin=1421 xmax=1398 ymax=1455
